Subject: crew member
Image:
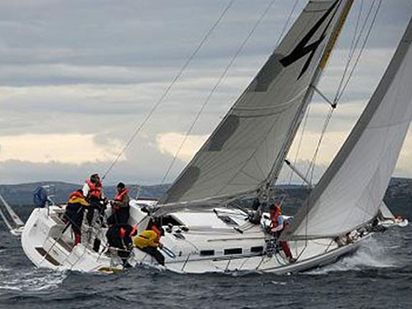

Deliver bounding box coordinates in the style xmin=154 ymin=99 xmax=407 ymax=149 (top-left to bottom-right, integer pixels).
xmin=82 ymin=173 xmax=106 ymax=226
xmin=108 ymin=182 xmax=130 ymax=226
xmin=63 ymin=189 xmax=89 ymax=246
xmin=269 ymin=203 xmax=296 ymax=263
xmin=106 ymin=224 xmax=137 ymax=267
xmin=133 ymin=222 xmax=165 ymax=266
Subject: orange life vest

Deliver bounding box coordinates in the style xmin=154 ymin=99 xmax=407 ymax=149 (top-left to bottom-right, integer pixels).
xmin=114 ymin=188 xmax=129 ymax=202
xmin=86 ymin=179 xmax=102 ymax=200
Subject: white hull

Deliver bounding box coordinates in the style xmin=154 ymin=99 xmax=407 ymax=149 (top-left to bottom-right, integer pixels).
xmin=21 ymin=206 xmax=121 ymax=272
xmin=21 ymin=200 xmax=155 ymax=273
xmin=130 ymin=206 xmax=370 ymax=274
xmin=22 ymin=201 xmax=371 ymax=274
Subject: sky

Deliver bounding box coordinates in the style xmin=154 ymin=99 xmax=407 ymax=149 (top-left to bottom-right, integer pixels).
xmin=0 ymin=0 xmax=411 ymax=186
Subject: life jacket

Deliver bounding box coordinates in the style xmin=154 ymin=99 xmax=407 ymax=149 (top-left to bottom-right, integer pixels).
xmin=133 ymin=230 xmax=159 ymax=249
xmin=68 ymin=190 xmax=89 ymax=207
xmin=114 ymin=188 xmax=129 ymax=202
xmin=86 ymin=179 xmax=102 ymax=200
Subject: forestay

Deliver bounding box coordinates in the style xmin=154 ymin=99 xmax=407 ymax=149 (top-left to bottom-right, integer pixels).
xmin=283 ymin=18 xmax=412 ymax=240
xmin=162 ymin=0 xmax=353 ymax=204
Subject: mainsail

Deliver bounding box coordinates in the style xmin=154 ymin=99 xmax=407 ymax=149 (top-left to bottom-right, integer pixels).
xmin=163 ymin=0 xmax=353 ymax=204
xmin=283 ymin=17 xmax=412 ymax=240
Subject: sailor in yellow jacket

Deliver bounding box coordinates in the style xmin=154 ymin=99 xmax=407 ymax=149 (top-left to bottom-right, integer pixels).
xmin=133 ymin=226 xmax=165 ymax=266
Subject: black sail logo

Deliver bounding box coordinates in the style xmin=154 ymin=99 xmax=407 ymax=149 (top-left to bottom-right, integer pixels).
xmin=280 ymin=0 xmax=340 ymax=79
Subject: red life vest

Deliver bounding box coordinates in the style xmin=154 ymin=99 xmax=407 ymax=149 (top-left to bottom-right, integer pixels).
xmin=86 ymin=179 xmax=102 ymax=200
xmin=114 ymin=188 xmax=129 ymax=202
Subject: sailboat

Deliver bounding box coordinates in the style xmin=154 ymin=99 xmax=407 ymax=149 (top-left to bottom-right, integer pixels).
xmin=378 ymin=202 xmax=408 ymax=228
xmin=21 ymin=0 xmax=412 ymax=273
xmin=0 ymin=193 xmax=25 ymax=236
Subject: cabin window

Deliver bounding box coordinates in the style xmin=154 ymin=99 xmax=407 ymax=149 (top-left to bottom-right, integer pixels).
xmin=224 ymin=248 xmax=242 ymax=255
xmin=200 ymin=250 xmax=215 ymax=256
xmin=250 ymin=246 xmax=263 ymax=253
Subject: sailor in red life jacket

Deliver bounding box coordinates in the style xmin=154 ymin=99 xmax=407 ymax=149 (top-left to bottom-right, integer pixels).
xmin=108 ymin=182 xmax=130 ymax=226
xmin=269 ymin=202 xmax=296 ymax=263
xmin=82 ymin=173 xmax=106 ymax=226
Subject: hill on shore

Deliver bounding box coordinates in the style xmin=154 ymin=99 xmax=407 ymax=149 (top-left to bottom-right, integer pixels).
xmin=0 ymin=177 xmax=411 ymax=220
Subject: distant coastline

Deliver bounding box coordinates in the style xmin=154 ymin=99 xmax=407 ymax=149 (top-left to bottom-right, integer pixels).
xmin=0 ymin=177 xmax=411 ymax=220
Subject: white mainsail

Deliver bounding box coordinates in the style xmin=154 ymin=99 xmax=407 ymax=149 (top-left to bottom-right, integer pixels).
xmin=283 ymin=17 xmax=412 ymax=240
xmin=163 ymin=0 xmax=353 ymax=204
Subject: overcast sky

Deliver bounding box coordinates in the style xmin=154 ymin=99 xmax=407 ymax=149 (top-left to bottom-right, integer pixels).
xmin=0 ymin=0 xmax=411 ymax=186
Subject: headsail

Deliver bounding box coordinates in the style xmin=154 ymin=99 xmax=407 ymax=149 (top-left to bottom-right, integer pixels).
xmin=163 ymin=0 xmax=353 ymax=204
xmin=379 ymin=202 xmax=394 ymax=220
xmin=0 ymin=193 xmax=24 ymax=227
xmin=283 ymin=18 xmax=412 ymax=240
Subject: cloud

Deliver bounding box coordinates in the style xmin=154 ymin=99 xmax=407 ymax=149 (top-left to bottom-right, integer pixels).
xmin=156 ymin=132 xmax=208 ymax=162
xmin=0 ymin=1 xmax=411 ymax=185
xmin=0 ymin=134 xmax=124 ymax=164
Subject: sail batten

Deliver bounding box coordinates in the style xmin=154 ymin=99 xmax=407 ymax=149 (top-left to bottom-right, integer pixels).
xmin=283 ymin=17 xmax=412 ymax=240
xmin=162 ymin=0 xmax=353 ymax=204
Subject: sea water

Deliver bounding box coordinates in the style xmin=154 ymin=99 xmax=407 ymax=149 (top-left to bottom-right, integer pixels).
xmin=0 ymin=222 xmax=411 ymax=308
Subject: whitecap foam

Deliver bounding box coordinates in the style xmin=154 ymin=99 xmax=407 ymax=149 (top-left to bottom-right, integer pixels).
xmin=0 ymin=269 xmax=67 ymax=292
xmin=271 ymin=280 xmax=287 ymax=286
xmin=306 ymin=237 xmax=398 ymax=275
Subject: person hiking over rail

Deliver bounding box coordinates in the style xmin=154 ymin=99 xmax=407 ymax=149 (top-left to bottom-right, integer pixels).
xmin=269 ymin=202 xmax=296 ymax=263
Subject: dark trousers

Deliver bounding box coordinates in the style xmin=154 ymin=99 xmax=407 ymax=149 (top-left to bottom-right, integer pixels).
xmin=86 ymin=199 xmax=104 ymax=225
xmin=64 ymin=203 xmax=84 ymax=234
xmin=141 ymin=246 xmax=165 ymax=266
xmin=106 ymin=226 xmax=132 ymax=265
xmin=107 ymin=207 xmax=130 ymax=226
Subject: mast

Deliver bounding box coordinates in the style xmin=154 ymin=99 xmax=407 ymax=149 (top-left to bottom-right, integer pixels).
xmin=162 ymin=0 xmax=356 ymax=206
xmin=263 ymin=0 xmax=353 ymax=195
xmin=283 ymin=17 xmax=412 ymax=240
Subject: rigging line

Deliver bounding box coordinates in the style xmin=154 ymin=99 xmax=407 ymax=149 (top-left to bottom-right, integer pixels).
xmin=160 ymin=0 xmax=278 ymax=185
xmin=301 ymin=1 xmax=380 ymax=186
xmin=287 ymin=104 xmax=312 ymax=185
xmin=335 ymin=0 xmax=382 ymax=103
xmin=303 ymin=106 xmax=334 ymax=186
xmin=101 ymin=0 xmax=236 ymax=180
xmin=275 ymin=0 xmax=299 ymax=48
xmin=333 ymin=0 xmax=364 ymax=104
xmin=301 ymin=1 xmax=381 ymax=239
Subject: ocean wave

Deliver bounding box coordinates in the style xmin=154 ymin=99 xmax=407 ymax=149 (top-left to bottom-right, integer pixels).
xmin=0 ymin=269 xmax=67 ymax=292
xmin=306 ymin=237 xmax=398 ymax=275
